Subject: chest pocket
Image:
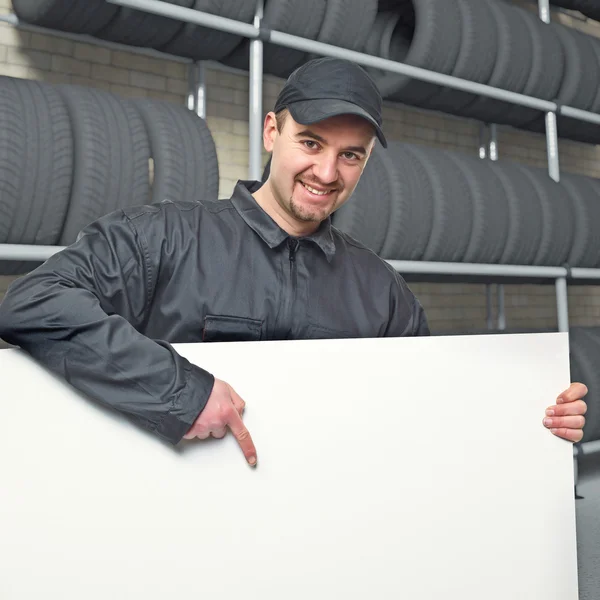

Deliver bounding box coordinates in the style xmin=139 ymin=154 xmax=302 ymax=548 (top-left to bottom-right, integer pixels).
xmin=202 ymin=314 xmax=264 ymax=342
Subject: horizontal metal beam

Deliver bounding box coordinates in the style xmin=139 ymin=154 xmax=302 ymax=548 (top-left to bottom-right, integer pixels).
xmin=0 ymin=246 xmax=592 ymax=282
xmin=0 ymin=244 xmax=65 ymax=261
xmin=386 ymin=260 xmax=567 ymax=278
xmin=106 ymin=0 xmax=600 ymax=124
xmin=569 ymin=268 xmax=600 ymax=280
xmin=560 ymin=105 xmax=600 ymax=126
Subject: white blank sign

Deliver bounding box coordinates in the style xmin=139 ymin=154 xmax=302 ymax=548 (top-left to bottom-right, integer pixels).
xmin=0 ymin=333 xmax=578 ymax=599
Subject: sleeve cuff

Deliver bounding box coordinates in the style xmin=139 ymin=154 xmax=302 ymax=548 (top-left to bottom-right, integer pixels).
xmin=154 ymin=363 xmax=215 ymax=445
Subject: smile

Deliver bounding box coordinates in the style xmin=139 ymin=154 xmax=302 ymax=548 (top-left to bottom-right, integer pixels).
xmin=300 ymin=182 xmax=333 ymax=196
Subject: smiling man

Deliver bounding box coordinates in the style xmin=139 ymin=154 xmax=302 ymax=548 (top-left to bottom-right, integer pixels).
xmin=0 ymin=57 xmax=587 ymax=466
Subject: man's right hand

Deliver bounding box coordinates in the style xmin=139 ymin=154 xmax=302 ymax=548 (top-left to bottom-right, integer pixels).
xmin=183 ymin=378 xmax=257 ymax=466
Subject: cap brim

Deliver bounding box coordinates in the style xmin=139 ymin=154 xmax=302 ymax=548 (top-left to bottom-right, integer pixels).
xmin=288 ymin=99 xmax=388 ymax=148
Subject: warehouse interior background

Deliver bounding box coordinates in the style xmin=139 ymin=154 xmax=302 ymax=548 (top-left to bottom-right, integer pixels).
xmin=1 ymin=0 xmax=600 ymax=334
xmin=2 ymin=1 xmax=600 ymax=598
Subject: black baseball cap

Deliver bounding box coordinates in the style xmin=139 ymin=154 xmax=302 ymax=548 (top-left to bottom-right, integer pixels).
xmin=273 ymin=57 xmax=388 ymax=148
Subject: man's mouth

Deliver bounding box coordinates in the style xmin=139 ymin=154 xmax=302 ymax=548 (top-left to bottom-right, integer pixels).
xmin=299 ymin=181 xmax=335 ymax=196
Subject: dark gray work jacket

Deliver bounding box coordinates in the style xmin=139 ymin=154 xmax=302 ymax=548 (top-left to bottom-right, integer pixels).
xmin=0 ymin=180 xmax=429 ymax=444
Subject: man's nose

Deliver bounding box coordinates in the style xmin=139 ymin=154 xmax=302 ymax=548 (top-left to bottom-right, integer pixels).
xmin=312 ymin=154 xmax=338 ymax=185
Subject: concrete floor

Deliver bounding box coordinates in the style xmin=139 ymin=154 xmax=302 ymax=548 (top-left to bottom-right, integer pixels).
xmin=575 ymin=453 xmax=600 ymax=599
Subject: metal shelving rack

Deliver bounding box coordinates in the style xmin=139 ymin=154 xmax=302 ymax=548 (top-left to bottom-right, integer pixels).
xmin=0 ymin=0 xmax=599 ymax=455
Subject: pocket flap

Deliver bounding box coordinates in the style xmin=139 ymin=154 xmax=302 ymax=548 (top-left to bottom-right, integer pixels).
xmin=202 ymin=315 xmax=263 ymax=342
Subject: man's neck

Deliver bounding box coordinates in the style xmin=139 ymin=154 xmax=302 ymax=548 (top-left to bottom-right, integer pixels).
xmin=252 ymin=183 xmax=320 ymax=238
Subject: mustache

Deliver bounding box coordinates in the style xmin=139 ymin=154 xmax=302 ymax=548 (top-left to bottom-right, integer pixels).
xmin=297 ymin=178 xmax=342 ymax=191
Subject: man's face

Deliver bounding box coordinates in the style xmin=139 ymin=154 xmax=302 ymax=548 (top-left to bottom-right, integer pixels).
xmin=263 ymin=110 xmax=376 ymax=228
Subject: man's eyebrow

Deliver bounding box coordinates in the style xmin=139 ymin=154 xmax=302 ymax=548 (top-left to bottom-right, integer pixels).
xmin=295 ymin=129 xmax=367 ymax=155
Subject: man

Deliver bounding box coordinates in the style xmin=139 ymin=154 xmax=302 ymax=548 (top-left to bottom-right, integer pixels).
xmin=0 ymin=57 xmax=587 ymax=466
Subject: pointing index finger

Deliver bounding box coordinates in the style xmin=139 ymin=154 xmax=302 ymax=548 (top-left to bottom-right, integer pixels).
xmin=227 ymin=407 xmax=257 ymax=466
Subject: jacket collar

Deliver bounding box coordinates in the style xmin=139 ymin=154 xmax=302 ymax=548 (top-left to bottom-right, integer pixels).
xmin=230 ymin=180 xmax=336 ymax=262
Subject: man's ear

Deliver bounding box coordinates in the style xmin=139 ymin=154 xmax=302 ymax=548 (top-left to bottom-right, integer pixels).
xmin=263 ymin=111 xmax=278 ymax=152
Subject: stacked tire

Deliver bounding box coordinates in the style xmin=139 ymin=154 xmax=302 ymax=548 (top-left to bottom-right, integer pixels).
xmin=363 ymin=0 xmax=600 ymax=145
xmin=11 ymin=0 xmax=380 ymax=79
xmin=0 ymin=75 xmax=218 ymax=275
xmin=12 ymin=0 xmax=600 ymax=143
xmin=329 ymin=141 xmax=600 ymax=267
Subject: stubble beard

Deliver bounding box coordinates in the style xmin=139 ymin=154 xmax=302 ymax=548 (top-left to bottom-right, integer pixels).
xmin=288 ymin=186 xmax=339 ymax=223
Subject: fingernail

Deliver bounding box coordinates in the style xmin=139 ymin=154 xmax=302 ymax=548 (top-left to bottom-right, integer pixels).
xmin=551 ymin=428 xmax=559 ymax=435
xmin=249 ymin=457 xmax=257 ymax=466
xmin=557 ymin=397 xmax=564 ymax=404
xmin=544 ymin=418 xmax=553 ymax=427
xmin=546 ymin=409 xmax=555 ymax=416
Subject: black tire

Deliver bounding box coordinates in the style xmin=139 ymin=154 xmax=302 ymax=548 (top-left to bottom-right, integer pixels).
xmin=161 ymin=0 xmax=256 ymax=61
xmin=222 ymin=0 xmax=328 ymax=79
xmin=377 ymin=0 xmax=412 ymax=9
xmin=488 ymin=160 xmax=543 ymax=266
xmin=501 ymin=10 xmax=565 ymax=128
xmin=555 ymin=25 xmax=598 ymax=111
xmin=362 ymin=12 xmax=397 ymax=84
xmin=516 ymin=165 xmax=575 ymax=267
xmin=12 ymin=0 xmax=118 ymax=35
xmin=133 ymin=98 xmax=219 ymax=206
xmin=556 ymin=32 xmax=600 ymax=144
xmin=555 ymin=27 xmax=600 ymax=141
xmin=569 ymin=327 xmax=600 ymax=443
xmin=569 ymin=174 xmax=600 ymax=267
xmin=0 ymin=77 xmax=73 ymax=276
xmin=424 ymin=0 xmax=498 ymax=114
xmin=458 ymin=1 xmax=532 ymax=124
xmin=526 ymin=23 xmax=599 ymax=138
xmin=559 ymin=173 xmax=600 ymax=268
xmin=331 ymin=143 xmax=392 ymax=255
xmin=0 ymin=78 xmax=24 ymax=247
xmin=313 ymin=0 xmax=378 ymax=53
xmin=402 ymin=144 xmax=473 ymax=263
xmin=380 ymin=142 xmax=434 ymax=261
xmin=571 ymin=34 xmax=600 ymax=143
xmin=445 ymin=153 xmax=510 ymax=264
xmin=95 ymin=0 xmax=194 ymax=50
xmin=56 ymin=85 xmax=150 ymax=246
xmin=375 ymin=0 xmax=463 ymax=107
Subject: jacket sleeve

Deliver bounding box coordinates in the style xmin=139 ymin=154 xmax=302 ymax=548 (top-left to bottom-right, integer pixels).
xmin=384 ymin=269 xmax=431 ymax=337
xmin=0 ymin=209 xmax=215 ymax=445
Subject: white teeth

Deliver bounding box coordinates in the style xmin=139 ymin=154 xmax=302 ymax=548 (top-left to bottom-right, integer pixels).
xmin=301 ymin=182 xmax=330 ymax=196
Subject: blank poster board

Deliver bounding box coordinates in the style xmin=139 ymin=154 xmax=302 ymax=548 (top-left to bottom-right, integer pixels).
xmin=0 ymin=333 xmax=578 ymax=599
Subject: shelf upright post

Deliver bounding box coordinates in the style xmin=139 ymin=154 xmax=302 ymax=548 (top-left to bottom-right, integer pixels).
xmin=488 ymin=123 xmax=506 ymax=331
xmin=187 ymin=61 xmax=206 ymax=119
xmin=479 ymin=123 xmax=488 ymax=160
xmin=249 ymin=0 xmax=264 ymax=181
xmin=195 ymin=62 xmax=207 ymax=119
xmin=538 ymin=0 xmax=561 ymax=183
xmin=556 ymin=276 xmax=569 ymax=333
xmin=187 ymin=62 xmax=196 ymax=112
xmin=479 ymin=124 xmax=495 ymax=330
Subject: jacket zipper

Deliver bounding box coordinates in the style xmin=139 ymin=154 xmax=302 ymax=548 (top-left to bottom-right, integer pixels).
xmin=288 ymin=238 xmax=299 ymax=271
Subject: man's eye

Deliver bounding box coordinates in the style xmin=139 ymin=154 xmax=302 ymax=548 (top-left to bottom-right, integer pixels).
xmin=303 ymin=140 xmax=317 ymax=149
xmin=343 ymin=152 xmax=358 ymax=160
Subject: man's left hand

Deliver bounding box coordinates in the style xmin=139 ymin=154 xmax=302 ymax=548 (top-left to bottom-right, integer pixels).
xmin=543 ymin=382 xmax=588 ymax=442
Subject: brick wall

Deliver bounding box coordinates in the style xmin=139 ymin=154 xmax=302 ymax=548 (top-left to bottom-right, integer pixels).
xmin=0 ymin=0 xmax=599 ymax=336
